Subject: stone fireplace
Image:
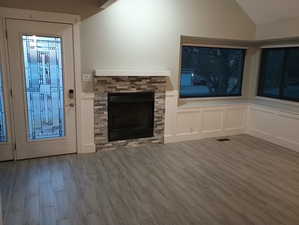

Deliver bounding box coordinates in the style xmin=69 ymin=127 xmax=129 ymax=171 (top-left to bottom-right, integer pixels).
xmin=94 ymin=75 xmax=167 ymax=151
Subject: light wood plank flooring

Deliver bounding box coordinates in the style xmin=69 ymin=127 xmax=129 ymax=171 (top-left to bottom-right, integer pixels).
xmin=1 ymin=134 xmax=299 ymax=225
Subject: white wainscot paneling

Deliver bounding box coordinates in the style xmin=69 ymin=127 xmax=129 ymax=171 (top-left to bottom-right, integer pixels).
xmin=166 ymin=100 xmax=299 ymax=152
xmin=176 ymin=111 xmax=201 ymax=139
xmin=202 ymin=109 xmax=223 ymax=134
xmin=79 ymin=93 xmax=96 ymax=153
xmin=224 ymin=107 xmax=247 ymax=131
xmin=247 ymin=106 xmax=299 ymax=152
xmin=166 ymin=105 xmax=247 ymax=143
xmin=164 ymin=90 xmax=178 ymax=143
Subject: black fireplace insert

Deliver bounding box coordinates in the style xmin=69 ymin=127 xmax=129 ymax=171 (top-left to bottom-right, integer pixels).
xmin=108 ymin=92 xmax=155 ymax=141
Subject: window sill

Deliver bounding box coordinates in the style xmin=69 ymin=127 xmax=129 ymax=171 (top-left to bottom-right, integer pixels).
xmin=179 ymin=96 xmax=242 ymax=101
xmin=176 ymin=97 xmax=299 ymax=115
xmin=255 ymin=96 xmax=299 ymax=106
xmin=250 ymin=97 xmax=299 ymax=115
xmin=178 ymin=98 xmax=249 ymax=111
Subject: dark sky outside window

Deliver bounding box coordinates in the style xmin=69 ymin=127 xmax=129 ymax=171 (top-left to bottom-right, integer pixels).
xmin=283 ymin=48 xmax=299 ymax=100
xmin=258 ymin=47 xmax=299 ymax=102
xmin=180 ymin=46 xmax=246 ymax=98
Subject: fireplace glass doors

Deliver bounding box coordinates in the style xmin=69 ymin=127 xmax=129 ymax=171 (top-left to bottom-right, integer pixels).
xmin=108 ymin=92 xmax=154 ymax=141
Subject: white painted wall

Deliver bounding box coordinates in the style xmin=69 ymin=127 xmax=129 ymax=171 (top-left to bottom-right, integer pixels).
xmin=247 ymin=105 xmax=299 ymax=152
xmin=256 ymin=17 xmax=299 ymax=40
xmin=80 ymin=0 xmax=255 ymax=88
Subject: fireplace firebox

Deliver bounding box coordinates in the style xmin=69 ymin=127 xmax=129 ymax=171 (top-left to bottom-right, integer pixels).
xmin=108 ymin=92 xmax=155 ymax=141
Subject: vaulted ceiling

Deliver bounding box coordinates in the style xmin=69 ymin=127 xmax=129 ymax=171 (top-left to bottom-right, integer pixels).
xmin=236 ymin=0 xmax=299 ymax=24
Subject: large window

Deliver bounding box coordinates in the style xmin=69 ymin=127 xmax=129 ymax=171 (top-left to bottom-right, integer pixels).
xmin=258 ymin=47 xmax=299 ymax=102
xmin=180 ymin=46 xmax=246 ymax=98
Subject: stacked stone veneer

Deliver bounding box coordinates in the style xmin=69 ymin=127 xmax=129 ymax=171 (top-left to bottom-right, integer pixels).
xmin=94 ymin=76 xmax=167 ymax=151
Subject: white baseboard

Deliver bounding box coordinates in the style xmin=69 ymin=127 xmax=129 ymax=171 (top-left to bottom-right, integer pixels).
xmin=0 ymin=149 xmax=13 ymax=161
xmin=165 ymin=129 xmax=245 ymax=144
xmin=79 ymin=143 xmax=96 ymax=154
xmin=166 ymin=128 xmax=299 ymax=153
xmin=165 ymin=133 xmax=202 ymax=143
xmin=246 ymin=129 xmax=299 ymax=153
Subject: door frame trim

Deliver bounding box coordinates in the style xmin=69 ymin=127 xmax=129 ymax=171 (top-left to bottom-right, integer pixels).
xmin=0 ymin=7 xmax=83 ymax=159
xmin=0 ymin=14 xmax=14 ymax=160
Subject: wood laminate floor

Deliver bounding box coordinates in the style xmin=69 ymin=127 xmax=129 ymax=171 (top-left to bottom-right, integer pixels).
xmin=1 ymin=134 xmax=299 ymax=225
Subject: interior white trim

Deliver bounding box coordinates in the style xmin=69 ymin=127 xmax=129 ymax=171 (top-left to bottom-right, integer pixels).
xmin=81 ymin=92 xmax=95 ymax=100
xmin=73 ymin=21 xmax=84 ymax=155
xmin=261 ymin=44 xmax=299 ymax=48
xmin=0 ymin=15 xmax=14 ymax=161
xmin=246 ymin=105 xmax=299 ymax=152
xmin=78 ymin=93 xmax=95 ymax=154
xmin=246 ymin=129 xmax=299 ymax=153
xmin=81 ymin=143 xmax=96 ymax=153
xmin=255 ymin=96 xmax=299 ymax=106
xmin=182 ymin=43 xmax=249 ymax=49
xmin=94 ymin=69 xmax=171 ymax=77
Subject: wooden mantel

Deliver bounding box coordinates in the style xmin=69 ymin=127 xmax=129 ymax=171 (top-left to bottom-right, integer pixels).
xmin=94 ymin=69 xmax=172 ymax=77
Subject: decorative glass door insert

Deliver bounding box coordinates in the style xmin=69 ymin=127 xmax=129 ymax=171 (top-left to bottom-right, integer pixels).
xmin=22 ymin=35 xmax=65 ymax=140
xmin=0 ymin=65 xmax=7 ymax=142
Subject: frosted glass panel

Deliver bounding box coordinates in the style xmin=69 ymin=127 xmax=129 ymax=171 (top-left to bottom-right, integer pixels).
xmin=0 ymin=66 xmax=7 ymax=142
xmin=22 ymin=35 xmax=65 ymax=140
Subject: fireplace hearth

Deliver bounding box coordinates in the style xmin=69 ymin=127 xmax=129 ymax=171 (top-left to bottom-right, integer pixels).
xmin=108 ymin=92 xmax=154 ymax=141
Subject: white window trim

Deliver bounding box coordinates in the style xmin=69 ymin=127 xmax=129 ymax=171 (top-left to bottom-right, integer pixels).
xmin=255 ymin=96 xmax=299 ymax=107
xmin=261 ymin=44 xmax=299 ymax=49
xmin=183 ymin=43 xmax=249 ymax=49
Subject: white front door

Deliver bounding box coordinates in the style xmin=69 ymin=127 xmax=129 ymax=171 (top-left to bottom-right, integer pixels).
xmin=0 ymin=49 xmax=12 ymax=161
xmin=6 ymin=19 xmax=77 ymax=159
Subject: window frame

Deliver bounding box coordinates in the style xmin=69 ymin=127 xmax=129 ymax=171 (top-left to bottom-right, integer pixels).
xmin=258 ymin=47 xmax=299 ymax=103
xmin=179 ymin=45 xmax=247 ymax=99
